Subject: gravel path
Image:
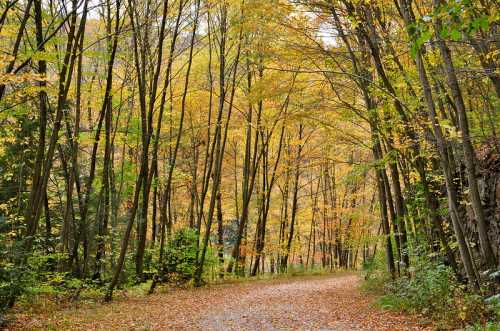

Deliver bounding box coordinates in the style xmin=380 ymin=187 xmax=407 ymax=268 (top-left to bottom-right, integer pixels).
xmin=198 ymin=275 xmax=421 ymax=331
xmin=11 ymin=274 xmax=426 ymax=330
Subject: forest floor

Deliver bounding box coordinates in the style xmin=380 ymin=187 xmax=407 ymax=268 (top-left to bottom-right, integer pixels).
xmin=9 ymin=273 xmax=428 ymax=330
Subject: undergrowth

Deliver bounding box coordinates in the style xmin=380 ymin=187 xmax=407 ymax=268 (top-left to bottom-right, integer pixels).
xmin=363 ymin=252 xmax=500 ymax=330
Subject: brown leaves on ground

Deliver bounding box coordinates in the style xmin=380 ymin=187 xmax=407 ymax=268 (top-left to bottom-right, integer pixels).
xmin=9 ymin=274 xmax=428 ymax=330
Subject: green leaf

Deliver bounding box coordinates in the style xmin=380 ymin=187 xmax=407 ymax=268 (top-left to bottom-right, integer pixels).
xmin=450 ymin=29 xmax=461 ymax=41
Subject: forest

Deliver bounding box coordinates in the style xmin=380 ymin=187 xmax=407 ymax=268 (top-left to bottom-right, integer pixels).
xmin=0 ymin=0 xmax=499 ymax=329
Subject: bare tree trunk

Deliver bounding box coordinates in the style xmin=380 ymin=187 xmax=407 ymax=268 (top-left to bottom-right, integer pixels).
xmin=217 ymin=191 xmax=224 ymax=278
xmin=280 ymin=124 xmax=303 ymax=271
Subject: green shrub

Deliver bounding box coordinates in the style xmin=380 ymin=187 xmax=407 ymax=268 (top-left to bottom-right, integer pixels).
xmin=0 ymin=260 xmax=28 ymax=320
xmin=381 ymin=263 xmax=455 ymax=313
xmin=0 ymin=238 xmax=35 ymax=322
xmin=161 ymin=228 xmax=198 ymax=283
xmin=371 ymin=258 xmax=492 ymax=329
xmin=0 ymin=247 xmax=83 ymax=324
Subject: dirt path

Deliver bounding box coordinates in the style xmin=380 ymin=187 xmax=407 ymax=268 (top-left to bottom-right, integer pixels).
xmin=11 ymin=274 xmax=425 ymax=330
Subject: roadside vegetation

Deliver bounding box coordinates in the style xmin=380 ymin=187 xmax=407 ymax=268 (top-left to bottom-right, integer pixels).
xmin=364 ymin=252 xmax=500 ymax=330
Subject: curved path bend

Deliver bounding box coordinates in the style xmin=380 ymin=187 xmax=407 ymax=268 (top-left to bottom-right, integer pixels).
xmin=12 ymin=274 xmax=426 ymax=330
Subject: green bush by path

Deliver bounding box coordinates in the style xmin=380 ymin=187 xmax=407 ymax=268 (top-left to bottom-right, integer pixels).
xmin=162 ymin=228 xmax=198 ymax=283
xmin=363 ymin=254 xmax=498 ymax=329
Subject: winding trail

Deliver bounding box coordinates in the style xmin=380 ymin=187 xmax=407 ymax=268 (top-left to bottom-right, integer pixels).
xmin=11 ymin=274 xmax=426 ymax=330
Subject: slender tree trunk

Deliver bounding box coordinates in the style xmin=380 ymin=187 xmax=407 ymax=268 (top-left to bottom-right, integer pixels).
xmin=281 ymin=124 xmax=303 ymax=271
xmin=398 ymin=0 xmax=479 ymax=289
xmin=433 ymin=0 xmax=496 ymax=267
